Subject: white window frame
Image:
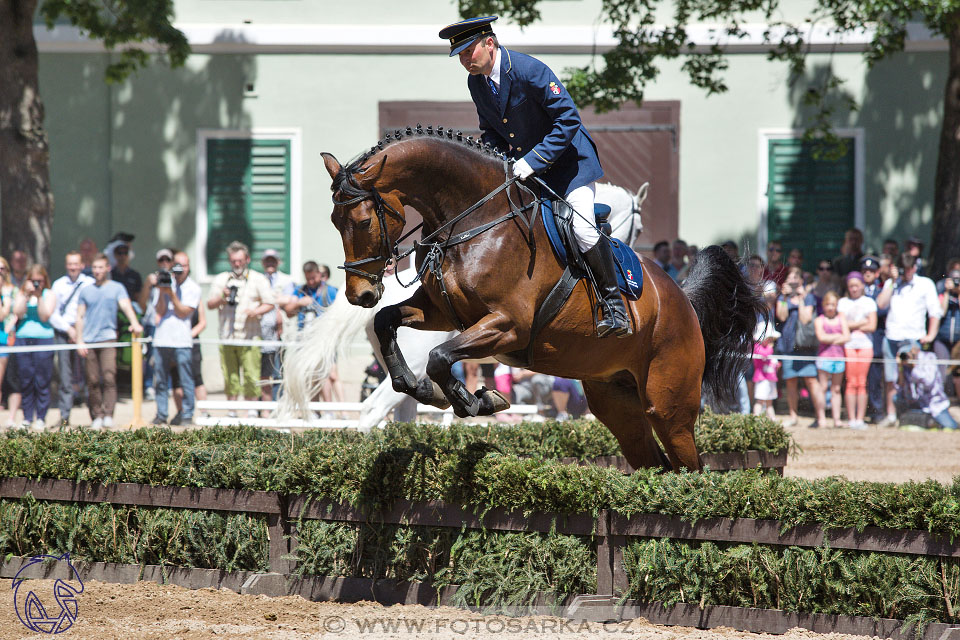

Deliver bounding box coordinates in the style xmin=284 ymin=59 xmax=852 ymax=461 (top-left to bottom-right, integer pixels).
xmin=195 ymin=128 xmax=302 ymax=282
xmin=757 ymin=128 xmax=864 ymax=262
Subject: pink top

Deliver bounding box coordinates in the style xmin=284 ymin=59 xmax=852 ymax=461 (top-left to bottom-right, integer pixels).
xmin=753 ymin=342 xmax=778 ymax=383
xmin=817 ymin=314 xmax=845 ymax=359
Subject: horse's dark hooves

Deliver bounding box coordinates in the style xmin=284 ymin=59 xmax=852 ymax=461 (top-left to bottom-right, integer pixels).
xmin=414 ymin=377 xmax=451 ymax=410
xmin=476 ymin=388 xmax=511 ymax=415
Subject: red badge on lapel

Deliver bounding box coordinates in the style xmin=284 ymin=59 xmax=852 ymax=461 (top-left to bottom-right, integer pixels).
xmin=549 ymin=82 xmax=561 ymax=95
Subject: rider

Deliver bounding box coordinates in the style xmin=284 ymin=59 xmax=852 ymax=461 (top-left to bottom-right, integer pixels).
xmin=438 ymin=16 xmax=631 ymax=338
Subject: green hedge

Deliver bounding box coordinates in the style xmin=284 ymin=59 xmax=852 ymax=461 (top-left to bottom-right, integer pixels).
xmin=625 ymin=538 xmax=960 ymax=628
xmin=0 ymin=494 xmax=268 ymax=571
xmin=294 ymin=522 xmax=595 ymax=607
xmin=1 ymin=423 xmax=958 ymax=625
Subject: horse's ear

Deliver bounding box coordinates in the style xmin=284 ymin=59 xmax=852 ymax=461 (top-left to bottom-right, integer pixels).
xmin=322 ymin=153 xmax=341 ymax=179
xmin=636 ymin=182 xmax=650 ymax=207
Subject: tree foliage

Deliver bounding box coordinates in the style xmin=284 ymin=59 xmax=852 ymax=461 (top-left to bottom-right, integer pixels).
xmin=36 ymin=0 xmax=190 ymax=83
xmin=0 ymin=0 xmax=188 ymax=266
xmin=458 ymin=0 xmax=960 ymax=274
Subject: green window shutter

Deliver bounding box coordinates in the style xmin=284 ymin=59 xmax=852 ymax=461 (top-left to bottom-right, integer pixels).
xmin=767 ymin=139 xmax=854 ymax=268
xmin=206 ymin=138 xmax=291 ymax=274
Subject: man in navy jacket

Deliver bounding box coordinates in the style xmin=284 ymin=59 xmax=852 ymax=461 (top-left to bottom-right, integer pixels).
xmin=439 ymin=16 xmax=631 ymax=338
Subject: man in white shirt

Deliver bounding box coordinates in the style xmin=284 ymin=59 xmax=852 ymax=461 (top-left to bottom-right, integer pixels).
xmin=49 ymin=251 xmax=93 ymax=426
xmin=206 ymin=241 xmax=275 ymax=414
xmin=875 ymin=253 xmax=942 ymax=427
xmin=151 ymin=251 xmax=202 ymax=425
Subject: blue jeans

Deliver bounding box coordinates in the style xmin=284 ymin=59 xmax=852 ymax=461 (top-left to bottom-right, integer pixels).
xmin=933 ymin=409 xmax=959 ymax=430
xmin=16 ymin=337 xmax=55 ymax=422
xmin=154 ymin=347 xmax=194 ymax=420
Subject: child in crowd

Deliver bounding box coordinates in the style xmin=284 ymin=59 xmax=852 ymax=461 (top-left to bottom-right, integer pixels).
xmin=815 ymin=290 xmax=850 ymax=428
xmin=752 ymin=321 xmax=780 ymax=419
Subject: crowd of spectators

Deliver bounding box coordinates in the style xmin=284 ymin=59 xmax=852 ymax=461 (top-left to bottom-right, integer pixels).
xmin=0 ymin=235 xmax=340 ymax=430
xmin=1 ymin=226 xmax=956 ymax=431
xmin=724 ymin=229 xmax=960 ymax=430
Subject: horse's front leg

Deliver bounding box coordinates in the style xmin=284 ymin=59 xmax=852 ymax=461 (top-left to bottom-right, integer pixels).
xmin=426 ymin=312 xmax=521 ymax=418
xmin=373 ymin=288 xmax=453 ymax=409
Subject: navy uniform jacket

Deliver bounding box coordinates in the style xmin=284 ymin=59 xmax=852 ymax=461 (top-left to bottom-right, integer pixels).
xmin=468 ymin=47 xmax=603 ymax=197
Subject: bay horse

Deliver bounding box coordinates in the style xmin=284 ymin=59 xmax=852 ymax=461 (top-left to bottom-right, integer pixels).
xmin=322 ymin=127 xmax=762 ymax=471
xmin=279 ymin=182 xmax=648 ymax=431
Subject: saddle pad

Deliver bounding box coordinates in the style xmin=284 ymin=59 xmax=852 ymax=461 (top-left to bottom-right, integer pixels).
xmin=541 ymin=199 xmax=643 ymax=300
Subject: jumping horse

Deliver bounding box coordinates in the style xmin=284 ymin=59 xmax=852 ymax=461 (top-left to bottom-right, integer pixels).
xmin=279 ymin=181 xmax=647 ymax=431
xmin=322 ymin=126 xmax=762 ymax=471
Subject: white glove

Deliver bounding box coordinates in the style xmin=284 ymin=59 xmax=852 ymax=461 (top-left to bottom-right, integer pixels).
xmin=513 ymin=158 xmax=535 ymax=180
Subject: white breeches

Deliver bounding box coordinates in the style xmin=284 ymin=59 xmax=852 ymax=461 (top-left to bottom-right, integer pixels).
xmin=565 ymin=182 xmax=599 ymax=252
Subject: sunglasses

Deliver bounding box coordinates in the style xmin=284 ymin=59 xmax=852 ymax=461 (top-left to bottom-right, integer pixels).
xmin=818 ymin=266 xmax=833 ymax=271
xmin=767 ymin=247 xmax=782 ymax=253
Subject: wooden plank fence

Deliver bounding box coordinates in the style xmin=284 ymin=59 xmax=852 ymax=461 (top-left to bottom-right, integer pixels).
xmin=1 ymin=475 xmax=957 ymax=639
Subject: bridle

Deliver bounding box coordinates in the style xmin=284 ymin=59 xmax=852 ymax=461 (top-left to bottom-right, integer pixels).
xmin=331 ymin=159 xmax=537 ymax=289
xmin=331 ymin=172 xmax=405 ymax=287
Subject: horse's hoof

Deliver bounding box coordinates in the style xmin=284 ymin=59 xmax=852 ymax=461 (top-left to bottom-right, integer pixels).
xmin=414 ymin=378 xmax=451 ymax=410
xmin=476 ymin=388 xmax=511 ymax=415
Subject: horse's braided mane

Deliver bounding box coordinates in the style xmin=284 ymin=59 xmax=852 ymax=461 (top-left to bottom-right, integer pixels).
xmin=332 ymin=124 xmax=507 ymax=196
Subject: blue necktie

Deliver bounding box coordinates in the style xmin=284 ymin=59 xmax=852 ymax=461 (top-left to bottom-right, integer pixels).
xmin=487 ymin=76 xmax=498 ymax=96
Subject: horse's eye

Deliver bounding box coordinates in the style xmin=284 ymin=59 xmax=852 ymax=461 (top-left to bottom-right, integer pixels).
xmin=356 ymin=218 xmax=372 ymax=231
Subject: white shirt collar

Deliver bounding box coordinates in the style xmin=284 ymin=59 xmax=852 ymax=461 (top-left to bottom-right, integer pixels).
xmin=488 ymin=47 xmax=501 ymax=88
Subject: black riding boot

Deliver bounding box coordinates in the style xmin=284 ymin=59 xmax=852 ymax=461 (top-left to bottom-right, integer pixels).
xmin=583 ymin=238 xmax=633 ymax=338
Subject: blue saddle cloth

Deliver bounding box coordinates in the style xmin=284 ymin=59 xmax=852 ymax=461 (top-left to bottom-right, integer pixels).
xmin=541 ymin=199 xmax=643 ymax=299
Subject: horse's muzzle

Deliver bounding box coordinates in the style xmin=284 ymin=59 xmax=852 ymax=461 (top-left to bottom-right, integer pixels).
xmin=354 ymin=285 xmax=382 ymax=308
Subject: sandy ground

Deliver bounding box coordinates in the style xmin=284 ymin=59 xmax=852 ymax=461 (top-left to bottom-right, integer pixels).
xmin=0 ymin=579 xmax=882 ymax=640
xmin=781 ymin=412 xmax=960 ymax=484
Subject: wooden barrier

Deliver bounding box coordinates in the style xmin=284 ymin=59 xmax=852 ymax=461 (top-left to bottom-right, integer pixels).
xmin=2 ymin=475 xmax=957 ymax=638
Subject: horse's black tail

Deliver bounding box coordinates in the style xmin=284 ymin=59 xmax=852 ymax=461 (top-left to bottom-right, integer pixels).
xmin=682 ymin=245 xmax=766 ymax=407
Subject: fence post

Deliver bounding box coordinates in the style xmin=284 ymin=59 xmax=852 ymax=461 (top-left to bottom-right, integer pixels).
xmin=596 ymin=510 xmax=628 ymax=596
xmin=267 ymin=494 xmax=297 ymax=574
xmin=130 ymin=334 xmax=144 ymax=428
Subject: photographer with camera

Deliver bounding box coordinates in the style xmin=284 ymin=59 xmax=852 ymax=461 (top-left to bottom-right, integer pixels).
xmin=150 ymin=251 xmax=200 ymax=425
xmin=139 ymin=249 xmax=177 ymax=401
xmin=775 ymin=266 xmax=825 ymax=427
xmin=206 ymin=241 xmax=275 ymax=415
xmin=875 ymin=253 xmax=942 ymax=428
xmin=75 ymin=254 xmax=142 ymax=429
xmin=896 ymin=341 xmax=957 ymax=430
xmin=11 ymin=265 xmax=57 ymax=431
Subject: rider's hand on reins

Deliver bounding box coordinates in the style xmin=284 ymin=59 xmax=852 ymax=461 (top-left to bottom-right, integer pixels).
xmin=513 ymin=158 xmax=534 ymax=181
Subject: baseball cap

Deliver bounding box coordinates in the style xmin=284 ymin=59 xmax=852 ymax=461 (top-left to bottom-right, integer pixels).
xmin=156 ymin=249 xmax=173 ymax=261
xmin=860 ymin=256 xmax=880 ymax=271
xmin=906 ymin=236 xmax=924 ymax=247
xmin=261 ymin=249 xmax=279 ymax=261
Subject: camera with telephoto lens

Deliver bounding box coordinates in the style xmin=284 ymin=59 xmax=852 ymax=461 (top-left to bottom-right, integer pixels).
xmin=156 ymin=269 xmax=173 ymax=287
xmin=226 ymin=285 xmax=239 ymax=306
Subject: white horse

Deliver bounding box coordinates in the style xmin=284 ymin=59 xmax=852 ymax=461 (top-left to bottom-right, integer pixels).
xmin=279 ymin=182 xmax=648 ymax=430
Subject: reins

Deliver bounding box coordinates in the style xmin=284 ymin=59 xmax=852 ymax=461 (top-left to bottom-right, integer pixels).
xmin=332 ymin=160 xmax=543 ymax=329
